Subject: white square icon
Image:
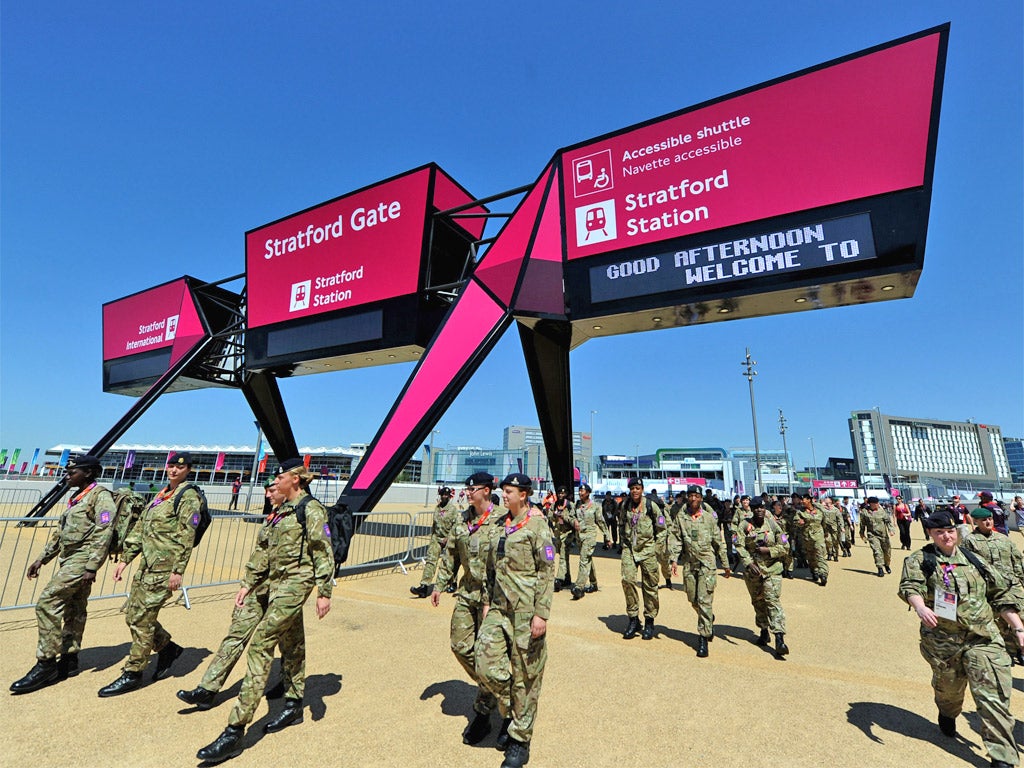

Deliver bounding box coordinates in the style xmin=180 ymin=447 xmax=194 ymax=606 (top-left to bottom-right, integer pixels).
xmin=574 ymin=200 xmax=617 ymax=247
xmin=289 ymin=280 xmax=311 ymax=312
xmin=164 ymin=315 xmax=179 ymax=340
xmin=572 ymin=150 xmax=614 ymax=198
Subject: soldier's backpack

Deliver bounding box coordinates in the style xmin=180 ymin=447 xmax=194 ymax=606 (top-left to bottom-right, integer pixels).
xmin=176 ymin=482 xmax=213 ymax=548
xmin=920 ymin=542 xmax=992 ymax=582
xmin=108 ymin=487 xmax=147 ymax=558
xmin=295 ymin=495 xmax=356 ymax=576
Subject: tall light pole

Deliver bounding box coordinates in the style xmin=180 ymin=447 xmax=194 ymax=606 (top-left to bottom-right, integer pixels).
xmin=424 ymin=429 xmax=440 ymax=504
xmin=245 ymin=420 xmax=263 ymax=512
xmin=779 ymin=409 xmax=793 ymax=494
xmin=741 ymin=348 xmax=762 ymax=496
xmin=809 ymin=436 xmax=819 ymax=481
xmin=590 ymin=409 xmax=597 ymax=482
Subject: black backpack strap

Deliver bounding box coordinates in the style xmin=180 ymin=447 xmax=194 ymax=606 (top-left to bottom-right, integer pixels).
xmin=921 ymin=541 xmax=993 ymax=583
xmin=293 ymin=495 xmax=315 ymax=563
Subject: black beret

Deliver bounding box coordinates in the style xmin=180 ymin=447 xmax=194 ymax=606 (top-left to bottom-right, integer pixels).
xmin=438 ymin=486 xmax=454 ymax=495
xmin=276 ymin=458 xmax=304 ymax=474
xmin=66 ymin=454 xmax=101 ymax=471
xmin=465 ymin=471 xmax=495 ymax=488
xmin=923 ymin=510 xmax=957 ymax=529
xmin=500 ymin=473 xmax=532 ymax=489
xmin=167 ymin=451 xmax=192 ymax=467
xmin=579 ymin=483 xmax=592 ymax=493
xmin=627 ymin=477 xmax=644 ymax=488
xmin=686 ymin=485 xmax=703 ymax=495
xmin=750 ymin=497 xmax=765 ymax=509
xmin=866 ymin=496 xmax=879 ymax=504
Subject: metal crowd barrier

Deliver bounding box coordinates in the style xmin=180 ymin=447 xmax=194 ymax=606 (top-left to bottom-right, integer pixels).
xmin=0 ymin=507 xmax=426 ymax=612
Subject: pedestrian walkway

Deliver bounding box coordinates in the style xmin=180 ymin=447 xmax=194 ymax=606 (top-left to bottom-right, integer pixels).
xmin=2 ymin=538 xmax=1019 ymax=767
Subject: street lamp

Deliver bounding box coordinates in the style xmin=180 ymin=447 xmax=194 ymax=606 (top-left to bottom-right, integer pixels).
xmin=424 ymin=429 xmax=440 ymax=504
xmin=741 ymin=348 xmax=762 ymax=495
xmin=809 ymin=436 xmax=819 ymax=481
xmin=590 ymin=409 xmax=597 ymax=481
xmin=245 ymin=420 xmax=263 ymax=512
xmin=779 ymin=409 xmax=793 ymax=494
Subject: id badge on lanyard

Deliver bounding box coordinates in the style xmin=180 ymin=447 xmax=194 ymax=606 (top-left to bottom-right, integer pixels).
xmin=933 ymin=587 xmax=958 ymax=621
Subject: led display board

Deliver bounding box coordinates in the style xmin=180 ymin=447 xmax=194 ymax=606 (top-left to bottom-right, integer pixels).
xmin=245 ymin=164 xmax=484 ymax=374
xmin=559 ymin=26 xmax=947 ymax=329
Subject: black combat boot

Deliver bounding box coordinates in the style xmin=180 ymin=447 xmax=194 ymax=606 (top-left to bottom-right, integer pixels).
xmin=445 ymin=582 xmax=457 ymax=593
xmin=774 ymin=633 xmax=790 ymax=658
xmin=500 ymin=738 xmax=531 ymax=768
xmin=177 ymin=686 xmax=216 ymax=710
xmin=884 ymin=565 xmax=891 ymax=574
xmin=154 ymin=640 xmax=183 ymax=680
xmin=584 ymin=584 xmax=598 ymax=593
xmin=98 ymin=670 xmax=143 ymax=697
xmin=782 ymin=569 xmax=793 ymax=579
xmin=877 ymin=567 xmax=885 ymax=577
xmin=662 ymin=577 xmax=672 ymax=590
xmin=10 ymin=658 xmax=59 ymax=694
xmin=264 ymin=698 xmax=303 ymax=733
xmin=462 ymin=710 xmax=491 ymax=745
xmin=196 ymin=725 xmax=245 ymax=763
xmin=641 ymin=617 xmax=655 ymax=641
xmin=937 ymin=713 xmax=956 ymax=737
xmin=623 ymin=616 xmax=640 ymax=639
xmin=264 ymin=678 xmax=286 ymax=699
xmin=553 ymin=579 xmax=564 ymax=593
xmin=59 ymin=652 xmax=80 ymax=679
xmin=495 ymin=717 xmax=512 ymax=751
xmin=819 ymin=575 xmax=827 ymax=587
xmin=696 ymin=636 xmax=709 ymax=658
xmin=757 ymin=628 xmax=770 ymax=646
xmin=570 ymin=586 xmax=584 ymax=600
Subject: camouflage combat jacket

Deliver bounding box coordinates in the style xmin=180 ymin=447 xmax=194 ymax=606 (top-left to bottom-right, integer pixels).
xmin=620 ymin=499 xmax=666 ymax=560
xmin=859 ymin=507 xmax=893 ymax=539
xmin=39 ymin=483 xmax=117 ymax=571
xmin=436 ymin=504 xmax=504 ymax=605
xmin=548 ymin=500 xmax=575 ymax=534
xmin=669 ymin=506 xmax=726 ymax=570
xmin=120 ymin=482 xmax=201 ymax=575
xmin=573 ymin=499 xmax=607 ymax=537
xmin=964 ymin=530 xmax=1024 ymax=609
xmin=734 ymin=516 xmax=789 ymax=576
xmin=486 ymin=511 xmax=555 ymax=620
xmin=431 ymin=498 xmax=461 ymax=545
xmin=795 ymin=503 xmax=827 ymax=536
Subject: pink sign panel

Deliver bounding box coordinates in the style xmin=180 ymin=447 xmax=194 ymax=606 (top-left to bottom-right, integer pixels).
xmin=103 ymin=279 xmax=205 ymax=362
xmin=562 ymin=32 xmax=941 ymax=261
xmin=811 ymin=480 xmax=860 ymax=489
xmin=246 ymin=168 xmax=433 ymax=329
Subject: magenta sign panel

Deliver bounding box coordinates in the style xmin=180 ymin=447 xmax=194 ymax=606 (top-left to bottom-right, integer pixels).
xmin=247 ymin=167 xmax=437 ymax=330
xmin=561 ymin=33 xmax=941 ymax=262
xmin=812 ymin=480 xmax=860 ymax=490
xmin=102 ymin=278 xmax=205 ymax=362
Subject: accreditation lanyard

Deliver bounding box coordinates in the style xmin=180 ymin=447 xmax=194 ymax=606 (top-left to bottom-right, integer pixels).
xmin=934 ymin=561 xmax=959 ymax=621
xmin=468 ymin=505 xmax=492 ymax=535
xmin=150 ymin=486 xmax=173 ymax=509
xmin=67 ymin=483 xmax=96 ymax=508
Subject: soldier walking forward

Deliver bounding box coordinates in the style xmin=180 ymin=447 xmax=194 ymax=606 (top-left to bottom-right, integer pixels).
xmin=475 ymin=473 xmax=555 ymax=768
xmin=412 ymin=486 xmax=461 ymax=597
xmin=570 ymin=484 xmax=608 ymax=600
xmin=859 ymin=496 xmax=894 ymax=577
xmin=619 ymin=477 xmax=666 ymax=641
xmin=734 ymin=498 xmax=790 ymax=658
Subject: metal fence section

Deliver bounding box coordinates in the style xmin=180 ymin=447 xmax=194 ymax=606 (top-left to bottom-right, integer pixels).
xmin=0 ymin=508 xmax=427 ymax=611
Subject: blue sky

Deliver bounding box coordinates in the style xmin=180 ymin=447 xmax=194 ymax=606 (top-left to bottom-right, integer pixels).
xmin=1 ymin=2 xmax=1021 ymax=472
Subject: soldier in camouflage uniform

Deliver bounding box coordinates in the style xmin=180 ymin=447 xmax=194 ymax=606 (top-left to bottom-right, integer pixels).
xmin=570 ymin=484 xmax=608 ymax=599
xmin=549 ymin=486 xmax=575 ymax=591
xmin=99 ymin=451 xmax=201 ymax=696
xmin=769 ymin=499 xmax=795 ymax=577
xmin=430 ymin=471 xmax=509 ymax=746
xmin=821 ymin=496 xmax=842 ymax=561
xmin=963 ymin=506 xmax=1024 ymax=664
xmin=197 ymin=458 xmax=334 ymax=764
xmin=656 ymin=492 xmax=683 ymax=588
xmin=669 ymin=486 xmax=730 ymax=657
xmin=11 ymin=455 xmax=117 ymax=694
xmin=783 ymin=492 xmax=807 ymax=572
xmin=734 ymin=498 xmax=790 ymax=658
xmin=620 ymin=477 xmax=666 ymax=641
xmin=176 ymin=484 xmax=290 ymax=709
xmin=475 ymin=473 xmax=555 ymax=768
xmin=859 ymin=496 xmax=894 ymax=577
xmin=411 ymin=486 xmax=461 ymax=598
xmin=899 ymin=509 xmax=1024 ymax=768
xmin=794 ymin=491 xmax=829 ymax=586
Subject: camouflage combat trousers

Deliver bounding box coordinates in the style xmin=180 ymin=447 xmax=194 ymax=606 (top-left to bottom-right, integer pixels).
xmin=229 ymin=582 xmax=312 ymax=727
xmin=621 ymin=551 xmax=659 ymax=620
xmin=744 ymin=569 xmax=786 ymax=633
xmin=554 ymin=529 xmax=574 ymax=584
xmin=681 ymin=563 xmax=717 ymax=637
xmin=123 ymin=568 xmax=174 ymax=673
xmin=422 ymin=535 xmax=458 ymax=584
xmin=573 ymin=532 xmax=599 ymax=591
xmin=921 ymin=636 xmax=1017 ymax=766
xmin=198 ymin=589 xmax=295 ymax=695
xmin=450 ymin=599 xmax=504 ymax=715
xmin=475 ymin=610 xmax=547 ymax=743
xmin=35 ymin=558 xmax=93 ymax=660
xmin=823 ymin=524 xmax=839 ymax=559
xmin=866 ymin=533 xmax=891 ymax=569
xmin=655 ymin=535 xmax=672 ymax=580
xmin=802 ymin=530 xmax=828 ymax=580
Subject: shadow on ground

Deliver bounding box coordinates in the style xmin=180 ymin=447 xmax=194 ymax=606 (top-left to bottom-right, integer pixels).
xmin=846 ymin=701 xmax=987 ymax=766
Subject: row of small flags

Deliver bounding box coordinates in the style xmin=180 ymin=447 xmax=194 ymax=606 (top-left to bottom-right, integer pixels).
xmin=0 ymin=448 xmax=41 ymax=475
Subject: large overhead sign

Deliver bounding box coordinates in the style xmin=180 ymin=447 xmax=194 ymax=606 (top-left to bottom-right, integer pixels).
xmin=245 ymin=164 xmax=484 ymax=375
xmin=102 ymin=277 xmax=211 ymax=395
xmin=559 ymin=28 xmax=946 ymax=328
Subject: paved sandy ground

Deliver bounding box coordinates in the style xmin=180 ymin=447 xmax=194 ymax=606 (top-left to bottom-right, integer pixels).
xmin=3 ymin=537 xmax=1022 ymax=768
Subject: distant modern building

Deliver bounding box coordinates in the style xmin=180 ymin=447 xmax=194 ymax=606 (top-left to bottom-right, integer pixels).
xmin=848 ymin=410 xmax=1011 ymax=496
xmin=1004 ymin=436 xmax=1024 ymax=483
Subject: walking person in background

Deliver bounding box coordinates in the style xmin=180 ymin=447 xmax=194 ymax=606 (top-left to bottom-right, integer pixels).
xmin=228 ymin=476 xmax=242 ymax=511
xmin=894 ymin=497 xmax=913 ymax=550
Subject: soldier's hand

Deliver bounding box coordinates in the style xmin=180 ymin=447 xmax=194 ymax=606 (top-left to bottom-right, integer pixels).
xmin=112 ymin=562 xmax=128 ymax=582
xmin=430 ymin=590 xmax=441 ymax=607
xmin=723 ymin=568 xmax=732 ymax=578
xmin=235 ymin=587 xmax=250 ymax=608
xmin=26 ymin=560 xmax=42 ymax=579
xmin=914 ymin=603 xmax=938 ymax=628
xmin=315 ymin=596 xmax=331 ymax=619
xmin=482 ymin=604 xmax=489 ymax=619
xmin=747 ymin=563 xmax=762 ymax=578
xmin=530 ymin=615 xmax=547 ymax=639
xmin=81 ymin=570 xmax=96 ymax=585
xmin=168 ymin=573 xmax=183 ymax=591
xmin=671 ymin=563 xmax=678 ymax=577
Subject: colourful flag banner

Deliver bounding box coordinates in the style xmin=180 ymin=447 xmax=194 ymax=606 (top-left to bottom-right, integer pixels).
xmin=0 ymin=449 xmax=8 ymax=468
xmin=303 ymin=454 xmax=312 ymax=468
xmin=7 ymin=448 xmax=21 ymax=474
xmin=27 ymin=449 xmax=40 ymax=475
xmin=57 ymin=449 xmax=71 ymax=468
xmin=214 ymin=452 xmax=225 ymax=471
xmin=258 ymin=454 xmax=268 ymax=474
xmin=125 ymin=450 xmax=136 ymax=469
